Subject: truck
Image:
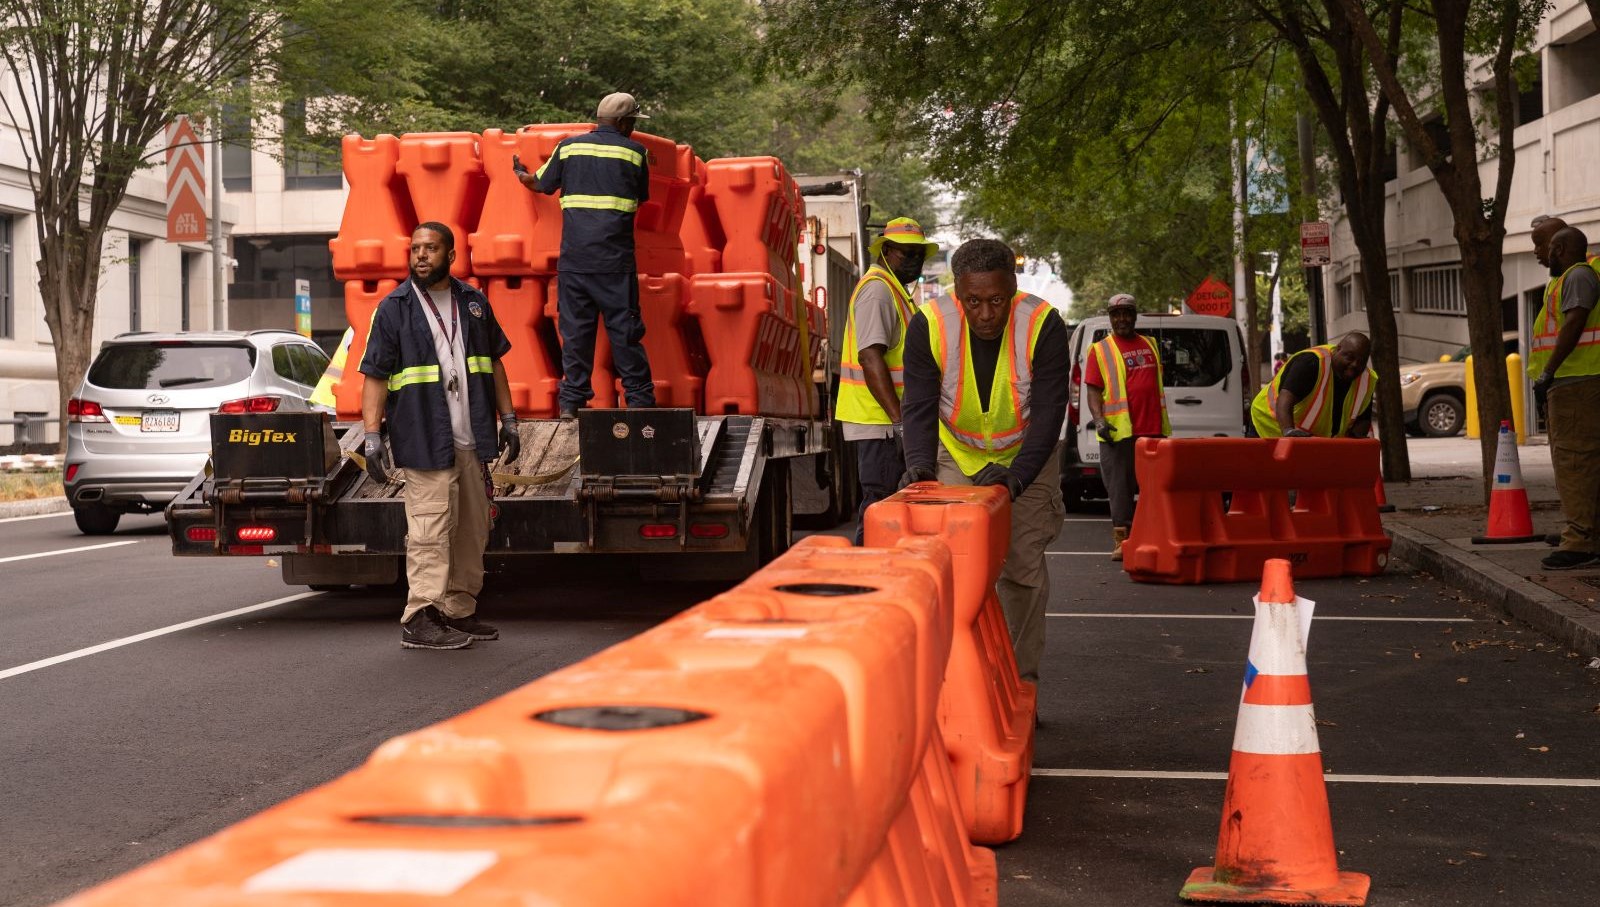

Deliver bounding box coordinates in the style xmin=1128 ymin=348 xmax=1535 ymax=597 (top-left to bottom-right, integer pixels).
xmin=167 ymin=150 xmax=868 ymax=588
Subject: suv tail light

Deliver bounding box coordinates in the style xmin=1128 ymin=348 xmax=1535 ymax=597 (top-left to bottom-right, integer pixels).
xmin=218 ymin=396 xmax=282 ymax=414
xmin=67 ymin=398 xmax=108 ymax=423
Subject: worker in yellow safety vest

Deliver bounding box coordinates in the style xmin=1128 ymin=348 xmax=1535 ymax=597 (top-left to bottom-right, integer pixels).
xmin=836 ymin=216 xmax=937 ymax=544
xmin=1249 ymin=333 xmax=1376 ymax=439
xmin=1084 ymin=293 xmax=1170 ymax=560
xmin=308 ymin=327 xmax=354 ymax=414
xmin=900 ymin=238 xmax=1070 ymax=683
xmin=1528 ymin=225 xmax=1600 ymax=570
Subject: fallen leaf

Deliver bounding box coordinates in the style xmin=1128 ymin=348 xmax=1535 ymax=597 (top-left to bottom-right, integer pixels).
xmin=1446 ymin=858 xmax=1465 ymax=866
xmin=1515 ymin=732 xmax=1525 ymax=739
xmin=1186 ymin=667 xmax=1212 ymax=674
xmin=1466 ymin=851 xmax=1487 ymax=859
xmin=1528 ymin=746 xmax=1550 ymax=753
xmin=1457 ymin=677 xmax=1470 ymax=684
xmin=1315 ymin=719 xmax=1338 ymax=727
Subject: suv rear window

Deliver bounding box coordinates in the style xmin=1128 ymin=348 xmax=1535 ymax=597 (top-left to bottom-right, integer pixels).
xmin=87 ymin=343 xmax=257 ymax=390
xmin=1086 ymin=327 xmax=1234 ymax=388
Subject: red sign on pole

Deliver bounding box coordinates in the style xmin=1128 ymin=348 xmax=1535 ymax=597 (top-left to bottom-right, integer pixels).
xmin=166 ymin=116 xmax=207 ymax=243
xmin=1300 ymin=220 xmax=1331 ymax=268
xmin=1185 ymin=275 xmax=1233 ymax=318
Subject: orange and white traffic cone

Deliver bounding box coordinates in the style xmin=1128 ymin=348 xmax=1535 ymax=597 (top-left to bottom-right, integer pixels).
xmin=1471 ymin=420 xmax=1538 ymax=545
xmin=1180 ymin=559 xmax=1369 ymax=905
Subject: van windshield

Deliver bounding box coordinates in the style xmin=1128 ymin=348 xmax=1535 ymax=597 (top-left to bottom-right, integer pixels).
xmin=87 ymin=343 xmax=257 ymax=390
xmin=1087 ymin=327 xmax=1234 ymax=388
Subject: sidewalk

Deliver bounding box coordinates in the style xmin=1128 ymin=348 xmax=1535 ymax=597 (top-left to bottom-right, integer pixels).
xmin=1382 ymin=435 xmax=1600 ymax=657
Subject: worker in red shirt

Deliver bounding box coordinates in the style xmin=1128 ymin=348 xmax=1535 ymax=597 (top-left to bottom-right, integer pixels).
xmin=1084 ymin=293 xmax=1170 ymax=560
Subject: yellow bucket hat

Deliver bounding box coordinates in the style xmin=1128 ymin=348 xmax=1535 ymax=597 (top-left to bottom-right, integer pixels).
xmin=869 ymin=217 xmax=939 ymax=258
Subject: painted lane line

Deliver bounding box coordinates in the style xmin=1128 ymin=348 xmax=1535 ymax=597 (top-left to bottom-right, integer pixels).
xmin=1032 ymin=768 xmax=1600 ymax=788
xmin=0 ymin=511 xmax=72 ymax=525
xmin=1047 ymin=612 xmax=1474 ymax=623
xmin=0 ymin=540 xmax=140 ymax=564
xmin=0 ymin=591 xmax=321 ymax=681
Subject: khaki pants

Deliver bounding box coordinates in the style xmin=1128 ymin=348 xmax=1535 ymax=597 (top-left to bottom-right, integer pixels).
xmin=1548 ymin=379 xmax=1600 ymax=554
xmin=400 ymin=446 xmax=491 ymax=623
xmin=937 ymin=443 xmax=1065 ymax=683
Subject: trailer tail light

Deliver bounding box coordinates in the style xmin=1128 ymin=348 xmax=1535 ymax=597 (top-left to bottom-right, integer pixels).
xmin=67 ymin=398 xmax=108 ymax=423
xmin=689 ymin=522 xmax=729 ymax=539
xmin=235 ymin=525 xmax=277 ymax=542
xmin=186 ymin=526 xmax=218 ymax=543
xmin=639 ymin=523 xmax=678 ymax=539
xmin=218 ymin=396 xmax=282 ymax=414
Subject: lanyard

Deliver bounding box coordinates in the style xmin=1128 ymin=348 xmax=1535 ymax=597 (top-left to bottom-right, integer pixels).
xmin=414 ymin=280 xmax=458 ymax=350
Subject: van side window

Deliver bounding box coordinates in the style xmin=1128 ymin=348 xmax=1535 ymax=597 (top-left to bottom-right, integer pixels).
xmin=1154 ymin=328 xmax=1231 ymax=388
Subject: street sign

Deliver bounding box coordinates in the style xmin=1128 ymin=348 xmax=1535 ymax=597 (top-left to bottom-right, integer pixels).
xmin=294 ymin=279 xmax=311 ymax=338
xmin=1185 ymin=275 xmax=1233 ymax=318
xmin=165 ymin=117 xmax=207 ymax=243
xmin=1300 ymin=221 xmax=1331 ymax=268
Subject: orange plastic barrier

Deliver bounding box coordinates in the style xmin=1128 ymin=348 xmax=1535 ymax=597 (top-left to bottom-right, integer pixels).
xmin=329 ymin=134 xmax=415 ymax=281
xmin=687 ymin=272 xmax=805 ymax=416
xmin=1123 ymin=438 xmax=1392 ymax=584
xmin=681 ymin=155 xmax=725 ymax=276
xmin=864 ymin=483 xmax=1036 ymax=844
xmin=483 ymin=275 xmax=559 ymax=417
xmin=394 ymin=132 xmax=489 ymax=280
xmin=60 ymin=536 xmax=995 ymax=907
xmin=468 ymin=127 xmax=546 ymax=276
xmin=631 ymin=135 xmax=693 ymax=276
xmin=330 ymin=279 xmax=398 ymax=419
xmin=704 ymin=156 xmax=801 ymax=281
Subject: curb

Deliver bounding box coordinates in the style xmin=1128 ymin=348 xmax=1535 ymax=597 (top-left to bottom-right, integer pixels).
xmin=1386 ymin=522 xmax=1600 ymax=658
xmin=0 ymin=496 xmax=70 ymax=519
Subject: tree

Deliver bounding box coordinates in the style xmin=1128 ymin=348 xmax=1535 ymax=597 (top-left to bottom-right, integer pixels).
xmin=1336 ymin=0 xmax=1548 ymax=489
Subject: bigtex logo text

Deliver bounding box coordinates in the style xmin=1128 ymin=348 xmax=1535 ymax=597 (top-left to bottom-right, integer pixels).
xmin=227 ymin=429 xmax=298 ymax=445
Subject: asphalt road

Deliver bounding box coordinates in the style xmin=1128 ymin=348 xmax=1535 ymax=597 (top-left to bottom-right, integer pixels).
xmin=3 ymin=507 xmax=1598 ymax=906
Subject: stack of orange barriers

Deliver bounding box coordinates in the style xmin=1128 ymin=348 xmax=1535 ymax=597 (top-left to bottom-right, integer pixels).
xmin=1122 ymin=437 xmax=1392 ymax=584
xmin=58 ymin=536 xmax=996 ymax=907
xmin=865 ymin=483 xmax=1037 ymax=844
xmin=327 ymin=126 xmax=819 ymax=419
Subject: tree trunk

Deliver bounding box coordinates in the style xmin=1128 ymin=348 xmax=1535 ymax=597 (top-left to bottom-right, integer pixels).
xmin=1351 ymin=234 xmax=1410 ymax=480
xmin=39 ymin=224 xmax=104 ymax=455
xmin=1457 ymin=221 xmax=1511 ymax=495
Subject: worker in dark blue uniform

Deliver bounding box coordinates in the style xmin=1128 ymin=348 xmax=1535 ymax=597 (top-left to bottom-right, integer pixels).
xmin=514 ymin=91 xmax=655 ymax=418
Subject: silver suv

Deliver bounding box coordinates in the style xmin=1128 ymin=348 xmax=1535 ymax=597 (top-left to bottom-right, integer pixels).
xmin=64 ymin=330 xmax=331 ymax=534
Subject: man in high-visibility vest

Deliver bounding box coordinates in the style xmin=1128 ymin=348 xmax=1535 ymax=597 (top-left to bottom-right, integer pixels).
xmin=308 ymin=327 xmax=353 ymax=414
xmin=1249 ymin=332 xmax=1376 ymax=439
xmin=837 ymin=216 xmax=937 ymax=544
xmin=1529 ymin=226 xmax=1600 ymax=571
xmin=900 ymin=238 xmax=1070 ymax=683
xmin=1085 ymin=293 xmax=1170 ymax=560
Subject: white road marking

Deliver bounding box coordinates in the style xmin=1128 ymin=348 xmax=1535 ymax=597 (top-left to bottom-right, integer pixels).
xmin=0 ymin=540 xmax=140 ymax=564
xmin=0 ymin=592 xmax=321 ymax=681
xmin=1047 ymin=612 xmax=1474 ymax=622
xmin=0 ymin=511 xmax=72 ymax=525
xmin=1032 ymin=768 xmax=1600 ymax=788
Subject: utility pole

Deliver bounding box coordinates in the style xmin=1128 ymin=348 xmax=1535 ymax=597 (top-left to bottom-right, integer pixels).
xmin=1297 ymin=112 xmax=1325 ymax=346
xmin=1231 ymin=105 xmax=1251 ymax=379
xmin=211 ymin=116 xmax=227 ymax=331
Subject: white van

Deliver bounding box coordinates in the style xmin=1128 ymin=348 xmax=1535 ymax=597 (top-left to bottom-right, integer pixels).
xmin=1061 ymin=312 xmax=1248 ymax=507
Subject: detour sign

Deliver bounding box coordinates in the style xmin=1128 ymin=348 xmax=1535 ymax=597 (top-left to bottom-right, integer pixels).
xmin=1186 ymin=276 xmax=1233 ymax=318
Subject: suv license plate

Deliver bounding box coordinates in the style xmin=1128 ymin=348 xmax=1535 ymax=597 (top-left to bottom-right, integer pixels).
xmin=141 ymin=410 xmax=180 ymax=432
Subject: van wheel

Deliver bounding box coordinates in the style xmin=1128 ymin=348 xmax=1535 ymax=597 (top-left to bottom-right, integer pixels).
xmin=1419 ymin=393 xmax=1464 ymax=437
xmin=73 ymin=503 xmax=121 ymax=536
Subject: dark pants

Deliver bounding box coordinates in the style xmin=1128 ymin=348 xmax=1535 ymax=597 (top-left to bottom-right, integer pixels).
xmin=557 ymin=270 xmax=655 ymax=409
xmin=852 ymin=435 xmax=903 ymax=545
xmin=1100 ymin=437 xmax=1139 ymax=528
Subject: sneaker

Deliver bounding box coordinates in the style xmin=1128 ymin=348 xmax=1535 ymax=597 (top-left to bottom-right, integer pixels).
xmin=401 ymin=606 xmax=475 ymax=650
xmin=1541 ymin=550 xmax=1600 ymax=571
xmin=444 ymin=613 xmax=499 ymax=640
xmin=558 ymin=406 xmax=578 ymax=421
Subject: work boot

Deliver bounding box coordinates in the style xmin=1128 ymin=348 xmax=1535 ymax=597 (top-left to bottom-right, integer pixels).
xmin=1110 ymin=526 xmax=1129 ymax=561
xmin=558 ymin=406 xmax=578 ymax=421
xmin=401 ymin=606 xmax=474 ymax=650
xmin=1541 ymin=550 xmax=1599 ymax=571
xmin=444 ymin=613 xmax=499 ymax=640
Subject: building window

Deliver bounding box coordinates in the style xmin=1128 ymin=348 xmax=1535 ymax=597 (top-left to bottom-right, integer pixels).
xmin=181 ymin=251 xmax=195 ymax=331
xmin=1550 ymin=30 xmax=1600 ymax=112
xmin=281 ymin=99 xmax=343 ymax=191
xmin=232 ymin=234 xmax=338 ymax=303
xmin=1517 ymin=66 xmax=1544 ymax=126
xmin=0 ymin=214 xmax=12 ymax=339
xmin=1410 ymin=265 xmax=1466 ymax=315
xmin=221 ymin=101 xmax=253 ymax=192
xmin=128 ymin=238 xmax=143 ymax=331
xmin=1335 ymin=278 xmax=1354 ymax=318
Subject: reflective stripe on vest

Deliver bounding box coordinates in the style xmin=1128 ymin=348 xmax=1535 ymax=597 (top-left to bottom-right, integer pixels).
xmin=309 ymin=327 xmax=353 ymax=410
xmin=1528 ymin=254 xmax=1600 ymax=380
xmin=924 ymin=291 xmax=1051 ymax=472
xmin=466 ymin=355 xmax=494 ymax=375
xmin=1089 ymin=333 xmax=1169 ymax=441
xmin=387 ymin=364 xmax=441 ymax=391
xmin=836 ymin=265 xmax=915 ymax=424
xmin=559 ymin=193 xmax=640 ymax=213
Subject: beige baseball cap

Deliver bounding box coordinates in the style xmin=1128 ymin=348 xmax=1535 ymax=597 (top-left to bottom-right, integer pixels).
xmin=596 ymin=92 xmax=648 ymax=119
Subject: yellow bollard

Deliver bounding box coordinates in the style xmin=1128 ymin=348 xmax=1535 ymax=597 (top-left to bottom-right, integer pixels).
xmin=1439 ymin=354 xmax=1452 ymax=362
xmin=1507 ymin=352 xmax=1527 ymax=444
xmin=1464 ymin=355 xmax=1479 ymax=439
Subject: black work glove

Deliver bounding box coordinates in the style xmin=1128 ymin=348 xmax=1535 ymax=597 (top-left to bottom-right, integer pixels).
xmin=1284 ymin=427 xmax=1313 ymax=438
xmin=898 ymin=464 xmax=937 ymax=489
xmin=498 ymin=414 xmax=521 ymax=464
xmin=512 ymin=154 xmax=529 ymax=176
xmin=1092 ymin=417 xmax=1113 ymax=443
xmin=973 ymin=463 xmax=1026 ymax=501
xmin=362 ymin=431 xmax=392 ymax=485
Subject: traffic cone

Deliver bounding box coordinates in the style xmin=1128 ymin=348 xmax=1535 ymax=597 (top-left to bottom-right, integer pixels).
xmin=1470 ymin=420 xmax=1538 ymax=545
xmin=1180 ymin=559 xmax=1369 ymax=906
xmin=1373 ymin=476 xmax=1394 ymax=514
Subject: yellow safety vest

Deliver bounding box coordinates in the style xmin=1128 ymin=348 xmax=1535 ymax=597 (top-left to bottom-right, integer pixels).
xmin=1250 ymin=345 xmax=1375 ymax=438
xmin=924 ymin=291 xmax=1054 ymax=475
xmin=1527 ymin=254 xmax=1600 ymax=380
xmin=309 ymin=327 xmax=353 ymax=411
xmin=836 ymin=264 xmax=917 ymax=424
xmin=1088 ymin=333 xmax=1171 ymax=442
